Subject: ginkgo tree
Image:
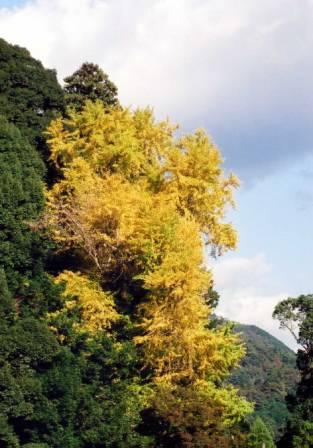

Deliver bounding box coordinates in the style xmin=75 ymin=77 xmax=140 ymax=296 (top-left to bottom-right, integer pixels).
xmin=44 ymin=100 xmax=252 ymax=446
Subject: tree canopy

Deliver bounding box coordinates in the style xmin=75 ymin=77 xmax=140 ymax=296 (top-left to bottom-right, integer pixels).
xmin=0 ymin=38 xmax=64 ymax=148
xmin=274 ymin=295 xmax=313 ymax=448
xmin=44 ymin=100 xmax=252 ymax=446
xmin=64 ymin=62 xmax=118 ymax=111
xmin=0 ymin=116 xmax=46 ymax=300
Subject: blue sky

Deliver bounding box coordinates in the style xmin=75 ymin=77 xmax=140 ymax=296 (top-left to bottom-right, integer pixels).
xmin=0 ymin=0 xmax=312 ymax=349
xmin=213 ymin=154 xmax=313 ymax=350
xmin=0 ymin=0 xmax=25 ymax=7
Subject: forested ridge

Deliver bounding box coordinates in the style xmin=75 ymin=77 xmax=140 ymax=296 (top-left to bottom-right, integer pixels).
xmin=0 ymin=37 xmax=312 ymax=448
xmin=230 ymin=324 xmax=298 ymax=438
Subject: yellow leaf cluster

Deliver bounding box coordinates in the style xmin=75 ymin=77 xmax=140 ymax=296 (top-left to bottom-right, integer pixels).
xmin=53 ymin=270 xmax=118 ymax=335
xmin=161 ymin=130 xmax=239 ymax=252
xmin=46 ymin=101 xmax=238 ymax=268
xmin=44 ymin=101 xmax=251 ymax=431
xmin=47 ymin=101 xmax=174 ymax=184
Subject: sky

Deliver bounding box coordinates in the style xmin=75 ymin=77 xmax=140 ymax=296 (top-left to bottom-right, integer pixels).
xmin=1 ymin=0 xmax=313 ymax=349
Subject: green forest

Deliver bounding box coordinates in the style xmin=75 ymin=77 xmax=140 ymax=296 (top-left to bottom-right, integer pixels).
xmin=0 ymin=37 xmax=312 ymax=447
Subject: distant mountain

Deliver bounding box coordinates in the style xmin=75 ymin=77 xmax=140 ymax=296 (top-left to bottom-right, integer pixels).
xmin=230 ymin=324 xmax=299 ymax=439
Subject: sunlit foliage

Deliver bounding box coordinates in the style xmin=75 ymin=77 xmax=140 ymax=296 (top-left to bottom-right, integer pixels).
xmin=53 ymin=270 xmax=118 ymax=335
xmin=44 ymin=100 xmax=251 ymax=445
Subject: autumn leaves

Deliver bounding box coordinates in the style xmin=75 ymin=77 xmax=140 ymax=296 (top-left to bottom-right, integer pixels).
xmin=43 ymin=101 xmax=252 ymax=445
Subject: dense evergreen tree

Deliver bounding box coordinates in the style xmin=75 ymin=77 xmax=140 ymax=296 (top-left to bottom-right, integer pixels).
xmin=274 ymin=295 xmax=313 ymax=447
xmin=0 ymin=38 xmax=64 ymax=149
xmin=0 ymin=116 xmax=48 ymax=302
xmin=0 ymin=305 xmax=150 ymax=447
xmin=0 ymin=115 xmax=63 ymax=320
xmin=64 ymin=62 xmax=118 ymax=111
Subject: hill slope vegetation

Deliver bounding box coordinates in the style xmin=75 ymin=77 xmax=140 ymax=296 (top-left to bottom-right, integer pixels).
xmin=230 ymin=324 xmax=298 ymax=438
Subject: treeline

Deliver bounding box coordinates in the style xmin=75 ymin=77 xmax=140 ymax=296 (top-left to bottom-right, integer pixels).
xmin=0 ymin=37 xmax=309 ymax=447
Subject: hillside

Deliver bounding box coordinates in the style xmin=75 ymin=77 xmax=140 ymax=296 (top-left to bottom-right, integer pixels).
xmin=230 ymin=324 xmax=299 ymax=438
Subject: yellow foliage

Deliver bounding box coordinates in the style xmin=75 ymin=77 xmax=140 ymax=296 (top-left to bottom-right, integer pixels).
xmin=161 ymin=129 xmax=239 ymax=253
xmin=47 ymin=101 xmax=175 ymax=185
xmin=46 ymin=101 xmax=238 ymax=249
xmin=53 ymin=270 xmax=118 ymax=334
xmin=44 ymin=101 xmax=251 ymax=431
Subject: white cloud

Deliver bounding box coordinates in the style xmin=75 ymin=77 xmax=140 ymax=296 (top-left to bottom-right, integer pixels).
xmin=212 ymin=254 xmax=297 ymax=350
xmin=0 ymin=0 xmax=312 ymax=178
